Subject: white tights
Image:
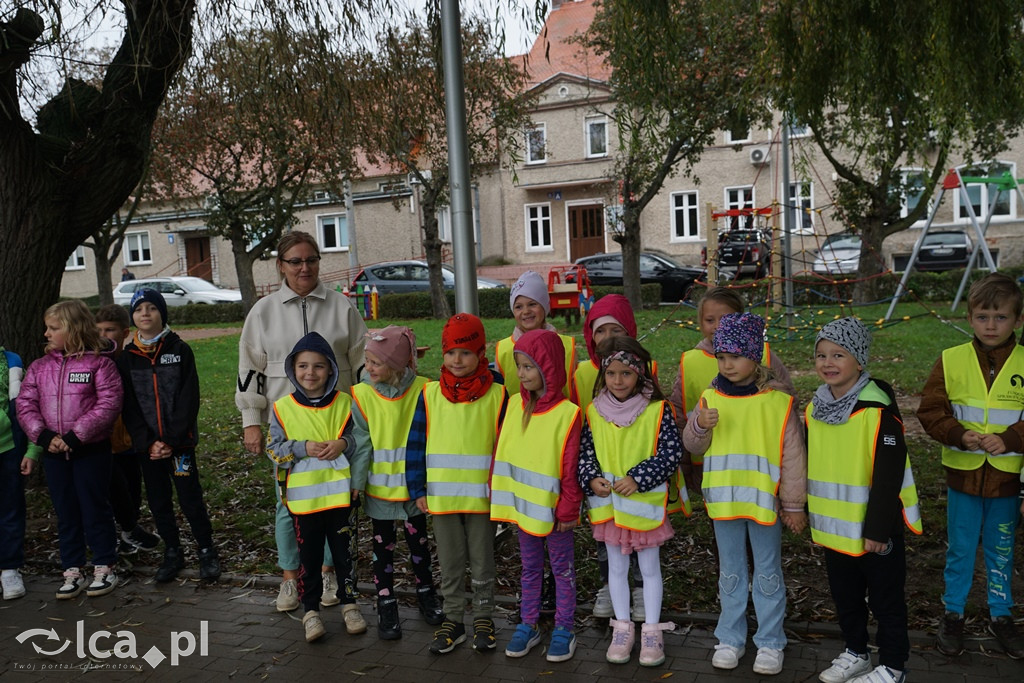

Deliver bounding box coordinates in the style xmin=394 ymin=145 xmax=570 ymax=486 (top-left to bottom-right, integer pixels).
xmin=606 ymin=544 xmax=662 ymax=623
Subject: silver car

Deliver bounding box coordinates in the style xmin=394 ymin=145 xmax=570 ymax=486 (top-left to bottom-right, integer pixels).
xmin=112 ymin=277 xmax=243 ymax=306
xmin=812 ymin=234 xmax=862 ymax=275
xmin=351 ymin=260 xmax=507 ymax=294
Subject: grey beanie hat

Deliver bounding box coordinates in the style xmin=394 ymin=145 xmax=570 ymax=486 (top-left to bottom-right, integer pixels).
xmin=816 ymin=317 xmax=871 ymax=367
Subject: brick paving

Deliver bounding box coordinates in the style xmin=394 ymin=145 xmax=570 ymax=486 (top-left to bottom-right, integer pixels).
xmin=0 ymin=571 xmax=1019 ymax=682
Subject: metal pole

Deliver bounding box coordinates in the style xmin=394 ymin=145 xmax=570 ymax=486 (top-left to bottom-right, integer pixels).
xmin=781 ymin=117 xmax=794 ymax=338
xmin=344 ymin=178 xmax=358 ymax=269
xmin=440 ymin=0 xmax=478 ymax=315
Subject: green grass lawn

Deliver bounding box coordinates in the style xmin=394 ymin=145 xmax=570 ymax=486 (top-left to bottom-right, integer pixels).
xmin=22 ymin=299 xmax=1020 ymax=630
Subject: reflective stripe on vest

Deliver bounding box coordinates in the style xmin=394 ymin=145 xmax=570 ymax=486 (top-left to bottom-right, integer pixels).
xmin=352 ymin=376 xmax=429 ymax=501
xmin=941 ymin=343 xmax=1024 ymax=473
xmin=700 ymin=388 xmax=791 ymax=524
xmin=490 ymin=398 xmax=580 ymax=536
xmin=272 ymin=393 xmax=353 ymax=514
xmin=495 ymin=334 xmax=576 ymax=400
xmin=423 ymin=381 xmax=505 ymax=514
xmin=806 ymin=382 xmax=923 ymax=555
xmin=585 ymin=401 xmax=670 ymax=531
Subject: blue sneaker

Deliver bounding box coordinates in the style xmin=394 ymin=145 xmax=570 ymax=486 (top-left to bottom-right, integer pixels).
xmin=545 ymin=626 xmax=576 ymax=662
xmin=505 ymin=623 xmax=542 ymax=658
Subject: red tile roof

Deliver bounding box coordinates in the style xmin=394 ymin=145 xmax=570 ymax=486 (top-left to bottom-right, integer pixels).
xmin=515 ymin=0 xmax=609 ymax=89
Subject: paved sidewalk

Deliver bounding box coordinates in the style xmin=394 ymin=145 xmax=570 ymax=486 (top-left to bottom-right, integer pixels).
xmin=0 ymin=572 xmax=1019 ymax=682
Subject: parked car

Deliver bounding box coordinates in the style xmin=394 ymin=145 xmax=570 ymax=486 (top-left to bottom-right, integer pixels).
xmin=914 ymin=230 xmax=972 ymax=272
xmin=570 ymin=250 xmax=709 ymax=302
xmin=812 ymin=233 xmax=863 ymax=275
xmin=707 ymin=229 xmax=773 ymax=278
xmin=351 ymin=260 xmax=506 ymax=295
xmin=112 ymin=276 xmax=243 ymax=306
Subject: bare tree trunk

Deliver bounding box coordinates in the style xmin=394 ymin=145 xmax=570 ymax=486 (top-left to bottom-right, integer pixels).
xmin=95 ymin=251 xmax=115 ymax=307
xmin=617 ymin=207 xmax=644 ymax=309
xmin=228 ymin=222 xmax=260 ymax=315
xmin=420 ymin=189 xmax=452 ymax=320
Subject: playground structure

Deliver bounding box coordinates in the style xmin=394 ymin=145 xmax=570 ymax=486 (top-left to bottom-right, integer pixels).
xmin=548 ymin=264 xmax=592 ymax=323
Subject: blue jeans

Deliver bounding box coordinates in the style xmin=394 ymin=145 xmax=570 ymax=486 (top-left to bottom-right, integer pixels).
xmin=0 ymin=448 xmax=26 ymax=569
xmin=713 ymin=518 xmax=787 ymax=650
xmin=943 ymin=487 xmax=1018 ymax=617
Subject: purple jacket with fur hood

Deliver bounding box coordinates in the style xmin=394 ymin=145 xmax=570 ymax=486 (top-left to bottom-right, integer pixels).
xmin=16 ymin=346 xmax=123 ymax=452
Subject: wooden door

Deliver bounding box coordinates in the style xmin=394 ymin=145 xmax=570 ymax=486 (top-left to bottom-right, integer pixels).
xmin=568 ymin=204 xmax=605 ymax=262
xmin=185 ymin=237 xmax=212 ymax=280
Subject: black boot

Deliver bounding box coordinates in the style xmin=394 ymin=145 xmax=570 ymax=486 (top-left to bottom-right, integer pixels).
xmin=155 ymin=547 xmax=185 ymax=583
xmin=417 ymin=586 xmax=445 ymax=626
xmin=198 ymin=547 xmax=221 ymax=581
xmin=377 ymin=597 xmax=402 ymax=640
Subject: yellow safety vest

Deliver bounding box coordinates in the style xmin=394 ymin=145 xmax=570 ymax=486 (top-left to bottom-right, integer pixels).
xmin=352 ymin=376 xmax=429 ymax=501
xmin=941 ymin=343 xmax=1024 ymax=474
xmin=491 ymin=398 xmax=580 ymax=537
xmin=585 ymin=401 xmax=673 ymax=531
xmin=495 ymin=334 xmax=577 ymax=400
xmin=423 ymin=381 xmax=505 ymax=514
xmin=574 ymin=359 xmax=660 ymax=413
xmin=806 ymin=382 xmax=923 ymax=556
xmin=700 ymin=387 xmax=792 ymax=524
xmin=272 ymin=393 xmax=353 ymax=514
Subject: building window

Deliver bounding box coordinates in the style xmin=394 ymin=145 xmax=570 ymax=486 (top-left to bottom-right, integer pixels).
xmin=526 ymin=123 xmax=547 ymax=164
xmin=585 ymin=116 xmax=607 ymax=157
xmin=65 ymin=245 xmax=86 ymax=271
xmin=724 ymin=186 xmax=755 ymax=230
xmin=317 ymin=214 xmax=348 ymax=252
xmin=788 ymin=121 xmax=810 ymax=138
xmin=124 ymin=231 xmax=152 ymax=265
xmin=787 ymin=181 xmax=814 ymax=234
xmin=956 ymin=161 xmax=1015 ymax=221
xmin=670 ymin=191 xmax=700 ymax=241
xmin=436 ymin=204 xmax=480 ymax=244
xmin=899 ymin=169 xmax=929 ymax=220
xmin=525 ymin=203 xmax=552 ymax=251
xmin=724 ymin=110 xmax=751 ymax=144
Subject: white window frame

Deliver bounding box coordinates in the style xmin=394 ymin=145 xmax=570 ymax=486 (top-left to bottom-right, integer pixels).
xmin=787 ymin=181 xmax=815 ymax=235
xmin=436 ymin=203 xmax=480 ymax=244
xmin=898 ymin=168 xmax=930 ymax=222
xmin=954 ymin=161 xmax=1017 ymax=223
xmin=787 ymin=121 xmax=811 ymax=138
xmin=724 ymin=128 xmax=751 ymax=145
xmin=525 ymin=123 xmax=547 ymax=165
xmin=65 ymin=245 xmax=86 ymax=271
xmin=124 ymin=231 xmax=152 ymax=266
xmin=524 ymin=202 xmax=553 ymax=252
xmin=316 ymin=214 xmax=348 ymax=253
xmin=585 ymin=116 xmax=608 ymax=158
xmin=724 ymin=185 xmax=755 ymax=231
xmin=670 ymin=190 xmax=700 ymax=242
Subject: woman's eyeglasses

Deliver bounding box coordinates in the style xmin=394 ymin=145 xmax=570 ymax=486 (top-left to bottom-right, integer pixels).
xmin=281 ymin=257 xmax=321 ymax=266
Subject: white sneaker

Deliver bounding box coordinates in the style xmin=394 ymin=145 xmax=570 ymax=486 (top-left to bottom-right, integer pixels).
xmin=712 ymin=643 xmax=745 ymax=669
xmin=321 ymin=572 xmax=340 ymax=607
xmin=56 ymin=567 xmax=84 ymax=599
xmin=593 ymin=584 xmax=613 ymax=618
xmin=86 ymin=565 xmax=118 ymax=597
xmin=276 ymin=578 xmax=299 ymax=612
xmin=630 ymin=586 xmax=646 ymax=621
xmin=820 ymin=649 xmax=873 ymax=683
xmin=753 ymin=647 xmax=784 ymax=675
xmin=849 ymin=665 xmax=905 ymax=683
xmin=2 ymin=569 xmax=25 ymax=600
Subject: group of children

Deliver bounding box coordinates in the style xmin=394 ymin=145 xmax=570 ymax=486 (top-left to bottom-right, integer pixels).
xmin=1 ymin=290 xmax=220 ymax=604
xmin=5 ymin=269 xmax=1023 ymax=682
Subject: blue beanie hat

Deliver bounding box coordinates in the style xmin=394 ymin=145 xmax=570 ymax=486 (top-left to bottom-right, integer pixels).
xmin=713 ymin=312 xmax=765 ymax=363
xmin=130 ymin=288 xmax=168 ymax=327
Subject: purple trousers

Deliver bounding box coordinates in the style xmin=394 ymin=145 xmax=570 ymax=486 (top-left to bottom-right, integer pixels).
xmin=518 ymin=528 xmax=576 ymax=629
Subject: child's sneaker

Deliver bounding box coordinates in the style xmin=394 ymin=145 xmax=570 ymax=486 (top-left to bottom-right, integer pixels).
xmin=320 ymin=572 xmax=340 ymax=607
xmin=989 ymin=615 xmax=1024 ymax=660
xmin=605 ymin=618 xmax=635 ymax=664
xmin=342 ymin=603 xmax=367 ymax=634
xmin=2 ymin=569 xmax=26 ymax=600
xmin=57 ymin=567 xmax=84 ymax=600
xmin=545 ymin=626 xmax=576 ymax=663
xmin=417 ymin=586 xmax=445 ymax=625
xmin=638 ymin=621 xmax=674 ymax=667
xmin=592 ymin=584 xmax=613 ymax=618
xmin=711 ymin=642 xmax=745 ymax=669
xmin=303 ymin=610 xmax=326 ymax=643
xmin=86 ymin=565 xmax=118 ymax=597
xmin=935 ymin=611 xmax=965 ymax=656
xmin=849 ymin=665 xmax=905 ymax=683
xmin=429 ymin=620 xmax=467 ymax=654
xmin=752 ymin=647 xmax=784 ymax=675
xmin=198 ymin=547 xmax=221 ymax=581
xmin=819 ymin=649 xmax=872 ymax=683
xmin=472 ymin=618 xmax=496 ymax=651
xmin=122 ymin=525 xmax=160 ymax=552
xmin=504 ymin=623 xmax=542 ymax=658
xmin=276 ymin=579 xmax=299 ymax=612
xmin=155 ymin=547 xmax=185 ymax=583
xmin=630 ymin=586 xmax=646 ymax=621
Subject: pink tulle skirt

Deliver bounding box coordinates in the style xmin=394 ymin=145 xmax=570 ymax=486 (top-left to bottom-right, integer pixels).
xmin=592 ymin=517 xmax=674 ymax=554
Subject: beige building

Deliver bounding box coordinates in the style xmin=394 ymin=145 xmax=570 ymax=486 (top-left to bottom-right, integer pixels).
xmin=61 ymin=0 xmax=1024 ymax=299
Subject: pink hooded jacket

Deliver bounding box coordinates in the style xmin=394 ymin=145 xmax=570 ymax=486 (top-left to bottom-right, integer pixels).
xmin=17 ymin=348 xmax=123 ymax=452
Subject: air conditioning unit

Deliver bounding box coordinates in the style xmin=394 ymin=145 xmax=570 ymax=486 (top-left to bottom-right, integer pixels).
xmin=749 ymin=147 xmax=770 ymax=166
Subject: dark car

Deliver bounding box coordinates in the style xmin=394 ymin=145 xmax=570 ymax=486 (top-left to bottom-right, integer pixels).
xmin=711 ymin=229 xmax=772 ymax=278
xmin=351 ymin=260 xmax=506 ymax=294
xmin=914 ymin=230 xmax=972 ymax=272
xmin=571 ymin=250 xmax=707 ymax=302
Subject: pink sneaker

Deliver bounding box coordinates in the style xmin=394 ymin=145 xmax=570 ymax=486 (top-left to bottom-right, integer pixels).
xmin=605 ymin=619 xmax=635 ymax=664
xmin=639 ymin=622 xmax=675 ymax=667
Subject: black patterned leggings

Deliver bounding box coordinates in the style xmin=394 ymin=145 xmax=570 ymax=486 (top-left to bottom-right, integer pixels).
xmin=371 ymin=515 xmax=434 ymax=597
